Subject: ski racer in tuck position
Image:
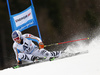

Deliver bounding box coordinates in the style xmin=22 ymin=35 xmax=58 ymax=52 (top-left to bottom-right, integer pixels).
xmin=12 ymin=30 xmax=61 ymax=65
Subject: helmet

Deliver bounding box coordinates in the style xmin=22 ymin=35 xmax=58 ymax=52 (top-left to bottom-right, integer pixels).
xmin=12 ymin=30 xmax=22 ymax=41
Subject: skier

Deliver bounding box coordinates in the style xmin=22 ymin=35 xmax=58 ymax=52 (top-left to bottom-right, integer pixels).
xmin=12 ymin=30 xmax=61 ymax=65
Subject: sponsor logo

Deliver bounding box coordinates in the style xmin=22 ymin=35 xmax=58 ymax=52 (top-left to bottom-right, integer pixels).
xmin=18 ymin=21 xmax=34 ymax=31
xmin=15 ymin=12 xmax=31 ymax=22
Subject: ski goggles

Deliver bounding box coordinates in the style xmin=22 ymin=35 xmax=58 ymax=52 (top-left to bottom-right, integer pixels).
xmin=13 ymin=37 xmax=20 ymax=41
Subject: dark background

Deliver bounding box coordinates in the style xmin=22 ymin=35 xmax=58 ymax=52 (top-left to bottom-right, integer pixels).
xmin=0 ymin=0 xmax=100 ymax=70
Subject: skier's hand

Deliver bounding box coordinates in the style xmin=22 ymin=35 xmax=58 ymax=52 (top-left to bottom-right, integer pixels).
xmin=39 ymin=42 xmax=44 ymax=49
xmin=17 ymin=61 xmax=22 ymax=65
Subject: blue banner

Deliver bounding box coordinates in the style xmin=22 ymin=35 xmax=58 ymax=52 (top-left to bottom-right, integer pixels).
xmin=10 ymin=5 xmax=38 ymax=31
xmin=6 ymin=0 xmax=42 ymax=40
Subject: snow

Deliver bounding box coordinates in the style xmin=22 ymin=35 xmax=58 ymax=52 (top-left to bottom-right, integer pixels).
xmin=0 ymin=36 xmax=100 ymax=75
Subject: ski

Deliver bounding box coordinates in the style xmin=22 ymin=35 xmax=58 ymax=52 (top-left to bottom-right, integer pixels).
xmin=12 ymin=62 xmax=34 ymax=69
xmin=12 ymin=57 xmax=46 ymax=69
xmin=12 ymin=50 xmax=88 ymax=69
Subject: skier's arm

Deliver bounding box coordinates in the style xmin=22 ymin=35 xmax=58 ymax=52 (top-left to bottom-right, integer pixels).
xmin=13 ymin=45 xmax=22 ymax=65
xmin=23 ymin=34 xmax=44 ymax=49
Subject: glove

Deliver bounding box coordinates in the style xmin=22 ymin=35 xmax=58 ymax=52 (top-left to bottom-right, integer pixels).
xmin=39 ymin=42 xmax=44 ymax=49
xmin=17 ymin=61 xmax=22 ymax=65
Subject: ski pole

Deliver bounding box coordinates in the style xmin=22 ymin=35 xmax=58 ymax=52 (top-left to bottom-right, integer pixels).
xmin=44 ymin=37 xmax=89 ymax=47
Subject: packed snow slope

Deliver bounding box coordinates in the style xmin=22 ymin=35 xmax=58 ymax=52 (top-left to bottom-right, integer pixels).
xmin=0 ymin=35 xmax=100 ymax=75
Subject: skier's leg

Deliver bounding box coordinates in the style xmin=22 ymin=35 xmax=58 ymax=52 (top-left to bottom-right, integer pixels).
xmin=18 ymin=53 xmax=38 ymax=61
xmin=31 ymin=48 xmax=62 ymax=60
xmin=50 ymin=51 xmax=62 ymax=58
xmin=39 ymin=49 xmax=62 ymax=58
xmin=31 ymin=48 xmax=51 ymax=59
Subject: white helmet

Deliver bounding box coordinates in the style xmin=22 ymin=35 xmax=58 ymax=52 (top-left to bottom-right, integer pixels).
xmin=12 ymin=30 xmax=22 ymax=41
